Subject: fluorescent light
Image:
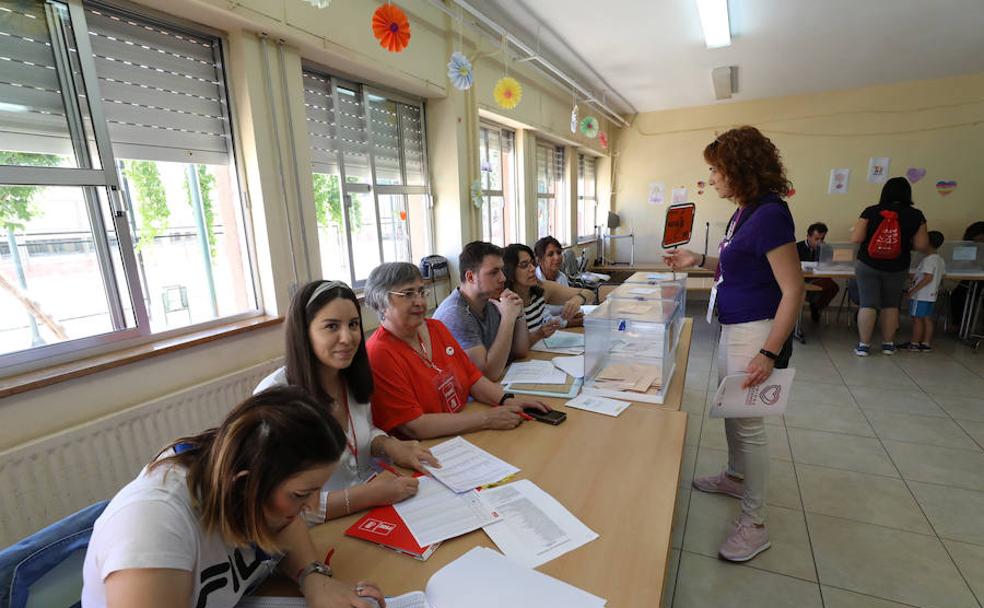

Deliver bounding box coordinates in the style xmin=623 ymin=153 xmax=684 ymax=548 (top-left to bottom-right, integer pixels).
xmin=696 ymin=0 xmax=731 ymax=48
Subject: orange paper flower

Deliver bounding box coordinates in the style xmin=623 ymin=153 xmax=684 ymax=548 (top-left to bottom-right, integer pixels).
xmin=372 ymin=3 xmax=411 ymax=53
xmin=493 ymin=77 xmax=522 ymax=109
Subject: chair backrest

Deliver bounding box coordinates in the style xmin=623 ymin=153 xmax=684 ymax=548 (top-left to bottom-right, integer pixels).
xmin=0 ymin=501 xmax=109 ymax=608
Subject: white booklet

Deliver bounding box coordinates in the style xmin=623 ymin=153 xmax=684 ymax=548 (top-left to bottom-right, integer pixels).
xmin=552 ymin=354 xmax=584 ymax=378
xmin=392 ymin=476 xmax=501 ymax=547
xmin=709 ymin=368 xmax=796 ymax=418
xmin=480 ymin=479 xmax=598 ymax=568
xmin=423 ymin=436 xmax=520 ymax=493
xmin=502 ymin=360 xmax=569 ymax=385
xmin=564 ymin=394 xmax=631 ymax=417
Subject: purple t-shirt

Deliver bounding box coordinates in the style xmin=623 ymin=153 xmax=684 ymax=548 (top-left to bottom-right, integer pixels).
xmin=717 ymin=198 xmax=796 ymax=325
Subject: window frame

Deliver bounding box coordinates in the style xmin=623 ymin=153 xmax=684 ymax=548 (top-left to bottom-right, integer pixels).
xmin=535 ymin=140 xmax=566 ymax=243
xmin=478 ymin=121 xmax=517 ymax=246
xmin=302 ymin=64 xmax=433 ymax=288
xmin=0 ymin=0 xmax=261 ymax=374
xmin=577 ymin=153 xmax=599 ymax=241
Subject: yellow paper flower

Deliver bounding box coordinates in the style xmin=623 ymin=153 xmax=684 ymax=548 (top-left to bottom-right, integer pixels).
xmin=493 ymin=77 xmax=522 ymax=110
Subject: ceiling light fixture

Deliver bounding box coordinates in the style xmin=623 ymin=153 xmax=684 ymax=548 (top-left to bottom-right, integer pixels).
xmin=696 ymin=0 xmax=731 ymax=48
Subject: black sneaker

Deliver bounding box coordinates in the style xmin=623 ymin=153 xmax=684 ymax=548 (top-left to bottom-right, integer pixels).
xmin=898 ymin=342 xmax=919 ymax=351
xmin=918 ymin=344 xmax=933 ymax=352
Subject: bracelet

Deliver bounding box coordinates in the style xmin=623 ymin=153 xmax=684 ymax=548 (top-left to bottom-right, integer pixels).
xmin=759 ymin=348 xmax=779 ymax=361
xmin=498 ymin=391 xmax=515 ymax=405
xmin=343 ymin=488 xmax=352 ymax=515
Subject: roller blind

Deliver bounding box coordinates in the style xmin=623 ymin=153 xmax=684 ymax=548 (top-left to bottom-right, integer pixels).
xmin=579 ymin=154 xmax=596 ymax=197
xmin=303 ymin=70 xmax=338 ymax=175
xmin=84 ymin=5 xmax=231 ymax=164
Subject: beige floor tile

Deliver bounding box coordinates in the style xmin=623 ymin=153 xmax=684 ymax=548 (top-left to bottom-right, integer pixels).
xmin=791 ymin=362 xmax=844 ymax=385
xmin=679 ymin=445 xmax=698 ymax=488
xmin=784 ymin=402 xmax=875 ymax=437
xmin=943 ymin=540 xmax=984 ymax=604
xmin=787 ymin=428 xmax=898 ymax=477
xmin=821 ymin=586 xmax=925 ymax=608
xmin=933 ymin=394 xmax=984 ymax=422
xmin=796 ymin=463 xmax=932 ymax=534
xmin=662 ymin=548 xmax=681 ymax=608
xmin=672 ymin=551 xmax=822 ymax=608
xmin=956 ymin=418 xmax=984 ymax=448
xmin=682 ymin=491 xmax=815 ymax=581
xmin=836 ymin=364 xmax=921 ymax=391
xmin=786 ymin=380 xmax=856 ymax=408
xmin=849 ymin=385 xmax=947 ymax=417
xmin=699 ymin=417 xmax=792 ymax=461
xmin=684 ymin=414 xmax=702 ymax=447
xmin=909 ymin=481 xmax=984 ymax=546
xmin=693 ymin=447 xmax=801 ymax=511
xmin=883 ymin=439 xmax=984 ymax=492
xmin=807 ymin=513 xmax=978 ymax=608
xmin=865 ymin=410 xmax=981 ymax=451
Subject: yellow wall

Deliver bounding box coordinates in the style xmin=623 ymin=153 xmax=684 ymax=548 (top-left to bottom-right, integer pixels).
xmin=0 ymin=0 xmax=614 ymax=450
xmin=613 ymin=72 xmax=984 ymax=262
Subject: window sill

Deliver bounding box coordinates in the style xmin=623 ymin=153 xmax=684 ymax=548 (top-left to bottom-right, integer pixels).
xmin=0 ymin=315 xmax=283 ymax=399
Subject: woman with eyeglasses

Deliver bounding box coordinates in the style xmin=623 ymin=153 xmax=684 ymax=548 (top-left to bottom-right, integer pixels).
xmin=255 ymin=280 xmax=438 ymax=522
xmin=502 ymin=244 xmax=595 ymax=342
xmin=364 ymin=262 xmax=551 ymax=440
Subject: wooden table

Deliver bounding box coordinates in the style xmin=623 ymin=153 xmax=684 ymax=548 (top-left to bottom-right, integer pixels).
xmin=267 ymin=320 xmax=694 ymax=606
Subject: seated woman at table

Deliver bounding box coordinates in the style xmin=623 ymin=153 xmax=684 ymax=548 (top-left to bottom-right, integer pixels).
xmin=364 ymin=262 xmax=550 ymax=440
xmin=533 ymin=236 xmax=592 ymax=326
xmin=255 ymin=280 xmax=438 ymax=522
xmin=502 ymin=244 xmax=594 ymax=343
xmin=82 ymin=386 xmax=386 ymax=608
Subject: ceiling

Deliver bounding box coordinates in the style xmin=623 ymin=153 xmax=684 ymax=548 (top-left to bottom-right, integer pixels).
xmin=478 ymin=0 xmax=984 ymax=115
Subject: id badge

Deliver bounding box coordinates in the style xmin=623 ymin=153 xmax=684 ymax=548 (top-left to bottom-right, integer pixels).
xmin=433 ymin=371 xmax=464 ymax=413
xmin=706 ymin=283 xmax=718 ymax=324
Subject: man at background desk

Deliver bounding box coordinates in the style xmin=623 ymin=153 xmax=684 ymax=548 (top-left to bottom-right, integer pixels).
xmin=797 ymin=222 xmax=840 ymax=322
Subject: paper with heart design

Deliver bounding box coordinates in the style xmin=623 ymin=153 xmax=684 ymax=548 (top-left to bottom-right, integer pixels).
xmin=936 ymin=180 xmax=957 ymax=196
xmin=906 ymin=168 xmax=926 ymax=183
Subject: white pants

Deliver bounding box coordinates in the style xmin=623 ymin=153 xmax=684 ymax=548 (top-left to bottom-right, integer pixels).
xmin=718 ymin=319 xmax=772 ymax=524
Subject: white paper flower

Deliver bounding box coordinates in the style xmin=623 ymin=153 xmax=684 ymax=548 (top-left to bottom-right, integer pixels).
xmin=447 ymin=51 xmax=473 ymax=91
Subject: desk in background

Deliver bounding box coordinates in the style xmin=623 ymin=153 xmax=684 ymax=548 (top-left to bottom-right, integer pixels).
xmin=261 ymin=320 xmax=695 ymax=606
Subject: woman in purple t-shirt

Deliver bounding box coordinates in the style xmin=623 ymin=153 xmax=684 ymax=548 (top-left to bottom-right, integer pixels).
xmin=664 ymin=127 xmax=804 ymax=563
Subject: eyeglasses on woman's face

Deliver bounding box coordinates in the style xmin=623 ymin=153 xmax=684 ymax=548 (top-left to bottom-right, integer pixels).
xmin=388 ymin=287 xmax=432 ymax=301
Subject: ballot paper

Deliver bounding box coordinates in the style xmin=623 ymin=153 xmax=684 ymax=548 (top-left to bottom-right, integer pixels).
xmin=565 ymin=394 xmax=631 ymax=417
xmin=531 ymin=330 xmax=585 ymax=354
xmin=423 ymin=436 xmax=520 ymax=493
xmin=393 ymin=476 xmax=501 ymax=547
xmin=552 ymin=355 xmax=584 ymax=378
xmin=480 ymin=480 xmax=599 ymax=568
xmin=580 ymin=304 xmax=599 ymax=315
xmin=710 ymin=368 xmax=796 ymax=418
xmin=646 ymin=272 xmax=675 ymax=281
xmin=502 ymin=360 xmax=568 ymax=385
xmin=595 ymin=362 xmax=662 ymax=392
xmin=626 ymin=286 xmax=658 ymax=295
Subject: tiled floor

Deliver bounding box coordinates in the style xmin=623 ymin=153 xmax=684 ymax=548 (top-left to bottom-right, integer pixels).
xmin=666 ymin=306 xmax=984 ymax=608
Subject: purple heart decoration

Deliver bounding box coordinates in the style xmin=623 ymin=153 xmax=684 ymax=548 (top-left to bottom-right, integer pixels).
xmin=906 ymin=167 xmax=926 ymax=183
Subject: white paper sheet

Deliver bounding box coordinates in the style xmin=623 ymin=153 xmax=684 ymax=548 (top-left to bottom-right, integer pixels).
xmin=565 ymin=394 xmax=631 ymax=417
xmin=480 ymin=480 xmax=599 ymax=568
xmin=544 ymin=331 xmax=584 ymax=348
xmin=502 ymin=360 xmax=569 ymax=385
xmin=580 ymin=304 xmax=599 ymax=315
xmin=953 ymin=245 xmax=978 ymax=261
xmin=552 ymin=355 xmax=584 ymax=378
xmin=424 ymin=547 xmax=606 ymax=608
xmin=423 ymin=436 xmax=520 ymax=493
xmin=710 ymin=368 xmax=796 ymax=418
xmin=392 ymin=476 xmax=500 ymax=547
xmin=386 ymin=592 xmax=431 ymax=608
xmin=626 ymin=286 xmax=658 ymax=295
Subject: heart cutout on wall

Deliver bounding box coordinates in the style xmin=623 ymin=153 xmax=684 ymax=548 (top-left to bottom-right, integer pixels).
xmin=906 ymin=167 xmax=926 ymax=183
xmin=936 ymin=180 xmax=957 ymax=196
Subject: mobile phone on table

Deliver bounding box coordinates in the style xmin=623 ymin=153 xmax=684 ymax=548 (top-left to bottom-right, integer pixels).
xmin=523 ymin=408 xmax=567 ymax=425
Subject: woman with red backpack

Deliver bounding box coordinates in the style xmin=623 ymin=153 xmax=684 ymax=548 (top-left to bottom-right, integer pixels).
xmin=851 ymin=177 xmax=929 ymax=356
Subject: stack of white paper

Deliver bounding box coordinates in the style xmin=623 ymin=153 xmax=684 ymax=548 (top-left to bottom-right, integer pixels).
xmin=710 ymin=368 xmax=796 ymax=418
xmin=502 ymin=360 xmax=568 ymax=385
xmin=532 ymin=330 xmax=585 ymax=354
xmin=393 ymin=477 xmax=500 ymax=547
xmin=565 ymin=394 xmax=631 ymax=417
xmin=552 ymin=355 xmax=584 ymax=378
xmin=423 ymin=436 xmax=520 ymax=493
xmin=481 ymin=480 xmax=598 ymax=568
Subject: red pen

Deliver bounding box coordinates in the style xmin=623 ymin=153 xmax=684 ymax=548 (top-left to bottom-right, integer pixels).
xmin=324 ymin=547 xmax=334 ymax=565
xmin=519 ymin=411 xmax=534 ymax=421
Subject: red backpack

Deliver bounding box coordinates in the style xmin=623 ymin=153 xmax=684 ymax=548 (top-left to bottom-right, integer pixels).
xmin=867 ymin=210 xmax=901 ymax=260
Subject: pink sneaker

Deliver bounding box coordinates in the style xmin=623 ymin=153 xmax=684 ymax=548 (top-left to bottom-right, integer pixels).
xmin=692 ymin=471 xmax=745 ymax=499
xmin=719 ymin=513 xmax=771 ymax=562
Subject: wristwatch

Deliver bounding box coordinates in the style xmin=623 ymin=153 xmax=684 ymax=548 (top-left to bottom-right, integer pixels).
xmin=498 ymin=392 xmax=515 ymax=405
xmin=759 ymin=348 xmax=779 ymax=361
xmin=297 ymin=561 xmax=332 ymax=589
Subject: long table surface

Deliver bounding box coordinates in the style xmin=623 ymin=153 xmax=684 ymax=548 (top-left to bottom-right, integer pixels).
xmin=264 ymin=319 xmax=694 ymax=606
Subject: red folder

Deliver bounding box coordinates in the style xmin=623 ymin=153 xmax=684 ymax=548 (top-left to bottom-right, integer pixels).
xmin=345 ymin=505 xmax=440 ymax=561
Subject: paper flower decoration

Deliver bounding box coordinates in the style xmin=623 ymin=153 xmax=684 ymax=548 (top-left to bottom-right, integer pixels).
xmin=470 ymin=179 xmax=484 ymax=208
xmin=598 ymin=131 xmax=608 ymax=149
xmin=372 ymin=3 xmax=411 ymax=53
xmin=447 ymin=51 xmax=473 ymax=91
xmin=493 ymin=77 xmax=522 ymax=109
xmin=570 ymin=107 xmax=578 ymax=134
xmin=579 ymin=116 xmax=599 ymax=138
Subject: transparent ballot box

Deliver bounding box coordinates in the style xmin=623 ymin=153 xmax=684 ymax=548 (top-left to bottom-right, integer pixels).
xmin=582 ymin=296 xmax=684 ymax=404
xmin=937 ymin=242 xmax=983 ymax=275
xmin=815 ymin=242 xmax=858 ymax=273
xmin=608 ymin=276 xmax=687 ymax=311
xmin=625 ymin=271 xmax=677 ymax=283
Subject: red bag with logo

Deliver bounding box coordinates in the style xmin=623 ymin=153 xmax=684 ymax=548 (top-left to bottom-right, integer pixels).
xmin=867 ymin=210 xmax=901 ymax=260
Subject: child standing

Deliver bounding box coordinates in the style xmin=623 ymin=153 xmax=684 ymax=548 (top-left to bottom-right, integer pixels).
xmin=903 ymin=230 xmax=946 ymax=351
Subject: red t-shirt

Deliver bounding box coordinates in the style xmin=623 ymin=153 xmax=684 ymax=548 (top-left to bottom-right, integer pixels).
xmin=367 ymin=318 xmax=483 ymax=433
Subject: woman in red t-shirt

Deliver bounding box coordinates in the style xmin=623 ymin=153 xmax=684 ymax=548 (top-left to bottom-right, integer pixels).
xmin=364 ymin=262 xmax=550 ymax=439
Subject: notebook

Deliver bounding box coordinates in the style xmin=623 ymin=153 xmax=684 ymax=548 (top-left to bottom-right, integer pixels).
xmin=345 ymin=504 xmax=440 ymax=560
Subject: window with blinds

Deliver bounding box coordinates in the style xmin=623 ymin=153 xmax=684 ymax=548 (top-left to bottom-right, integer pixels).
xmin=303 ymin=66 xmax=431 ymax=286
xmin=0 ymin=0 xmax=256 ymax=366
xmin=478 ymin=122 xmax=516 ymax=246
xmin=578 ymin=154 xmax=598 ymax=238
xmin=536 ymin=141 xmax=566 ymax=242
